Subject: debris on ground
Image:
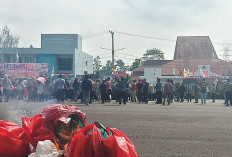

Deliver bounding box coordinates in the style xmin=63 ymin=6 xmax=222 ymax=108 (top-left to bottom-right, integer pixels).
xmin=67 ymin=121 xmax=138 ymax=157
xmin=0 ymin=120 xmax=30 ymax=157
xmin=22 ymin=104 xmax=86 ymax=150
xmin=28 ymin=140 xmax=61 ymax=157
xmin=0 ymin=104 xmax=138 ymax=157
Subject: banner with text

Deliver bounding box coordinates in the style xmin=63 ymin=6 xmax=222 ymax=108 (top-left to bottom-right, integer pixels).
xmin=3 ymin=63 xmax=48 ymax=78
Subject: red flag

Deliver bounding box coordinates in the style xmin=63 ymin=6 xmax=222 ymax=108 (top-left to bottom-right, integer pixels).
xmin=179 ymin=68 xmax=184 ymax=77
xmin=154 ymin=68 xmax=157 ymax=81
xmin=192 ymin=69 xmax=195 ymax=78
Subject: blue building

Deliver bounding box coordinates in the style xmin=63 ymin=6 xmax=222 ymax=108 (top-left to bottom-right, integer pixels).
xmin=0 ymin=34 xmax=93 ymax=76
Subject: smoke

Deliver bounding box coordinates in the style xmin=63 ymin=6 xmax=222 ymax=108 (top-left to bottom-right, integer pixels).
xmin=0 ymin=99 xmax=66 ymax=124
xmin=0 ymin=106 xmax=9 ymax=121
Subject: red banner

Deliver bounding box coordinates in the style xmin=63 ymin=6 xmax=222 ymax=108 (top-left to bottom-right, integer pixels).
xmin=2 ymin=63 xmax=48 ymax=78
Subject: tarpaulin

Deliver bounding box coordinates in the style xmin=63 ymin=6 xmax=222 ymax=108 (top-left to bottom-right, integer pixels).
xmin=115 ymin=72 xmax=128 ymax=77
xmin=22 ymin=104 xmax=86 ymax=148
xmin=67 ymin=122 xmax=138 ymax=157
xmin=0 ymin=120 xmax=30 ymax=157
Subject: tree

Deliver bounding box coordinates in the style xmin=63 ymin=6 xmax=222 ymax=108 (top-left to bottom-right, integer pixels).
xmin=93 ymin=56 xmax=102 ymax=74
xmin=129 ymin=58 xmax=142 ymax=71
xmin=115 ymin=59 xmax=127 ymax=73
xmin=101 ymin=60 xmax=112 ymax=77
xmin=0 ymin=25 xmax=19 ymax=48
xmin=142 ymin=48 xmax=164 ymax=61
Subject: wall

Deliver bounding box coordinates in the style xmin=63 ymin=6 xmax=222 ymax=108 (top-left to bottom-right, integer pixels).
xmin=41 ymin=34 xmax=78 ymax=49
xmin=37 ymin=54 xmax=56 ymax=75
xmin=74 ymin=35 xmax=93 ymax=76
xmin=75 ymin=49 xmax=93 ymax=76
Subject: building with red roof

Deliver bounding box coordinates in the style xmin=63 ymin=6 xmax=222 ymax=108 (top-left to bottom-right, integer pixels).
xmin=133 ymin=36 xmax=232 ymax=79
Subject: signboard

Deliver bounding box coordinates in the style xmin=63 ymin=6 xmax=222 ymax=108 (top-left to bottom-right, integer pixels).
xmin=2 ymin=63 xmax=48 ymax=78
xmin=197 ymin=65 xmax=215 ymax=78
xmin=144 ymin=68 xmax=161 ymax=84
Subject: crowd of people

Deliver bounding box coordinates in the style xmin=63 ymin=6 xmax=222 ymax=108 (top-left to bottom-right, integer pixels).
xmin=0 ymin=74 xmax=152 ymax=105
xmin=1 ymin=74 xmax=232 ymax=106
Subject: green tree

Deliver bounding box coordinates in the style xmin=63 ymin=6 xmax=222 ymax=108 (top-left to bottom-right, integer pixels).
xmin=129 ymin=58 xmax=142 ymax=71
xmin=142 ymin=48 xmax=164 ymax=61
xmin=115 ymin=59 xmax=127 ymax=73
xmin=93 ymin=56 xmax=102 ymax=74
xmin=101 ymin=60 xmax=112 ymax=77
xmin=0 ymin=25 xmax=19 ymax=48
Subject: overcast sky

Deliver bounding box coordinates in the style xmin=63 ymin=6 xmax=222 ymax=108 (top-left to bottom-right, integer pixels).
xmin=1 ymin=0 xmax=232 ymax=65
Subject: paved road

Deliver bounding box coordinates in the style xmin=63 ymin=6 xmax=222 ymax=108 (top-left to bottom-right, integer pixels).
xmin=1 ymin=99 xmax=232 ymax=157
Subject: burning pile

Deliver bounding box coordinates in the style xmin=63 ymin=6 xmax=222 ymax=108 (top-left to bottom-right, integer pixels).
xmin=22 ymin=104 xmax=86 ymax=152
xmin=0 ymin=104 xmax=138 ymax=157
xmin=0 ymin=121 xmax=30 ymax=157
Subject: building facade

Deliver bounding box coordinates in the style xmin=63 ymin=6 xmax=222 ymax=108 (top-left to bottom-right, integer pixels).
xmin=133 ymin=36 xmax=232 ymax=81
xmin=0 ymin=34 xmax=93 ymax=76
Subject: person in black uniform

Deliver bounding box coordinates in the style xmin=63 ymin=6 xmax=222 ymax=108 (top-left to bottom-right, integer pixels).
xmin=179 ymin=83 xmax=185 ymax=102
xmin=155 ymin=78 xmax=162 ymax=104
xmin=142 ymin=79 xmax=149 ymax=104
xmin=99 ymin=79 xmax=107 ymax=104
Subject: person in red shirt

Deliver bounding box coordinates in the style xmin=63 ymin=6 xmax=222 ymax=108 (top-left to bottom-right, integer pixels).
xmin=136 ymin=79 xmax=143 ymax=103
xmin=106 ymin=77 xmax=112 ymax=102
xmin=163 ymin=79 xmax=173 ymax=105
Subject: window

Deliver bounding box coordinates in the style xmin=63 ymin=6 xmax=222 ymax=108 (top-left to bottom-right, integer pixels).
xmin=57 ymin=58 xmax=73 ymax=70
xmin=86 ymin=61 xmax=88 ymax=65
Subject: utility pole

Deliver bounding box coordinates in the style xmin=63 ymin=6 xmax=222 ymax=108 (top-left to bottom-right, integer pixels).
xmin=109 ymin=30 xmax=115 ymax=79
xmin=100 ymin=31 xmax=124 ymax=80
